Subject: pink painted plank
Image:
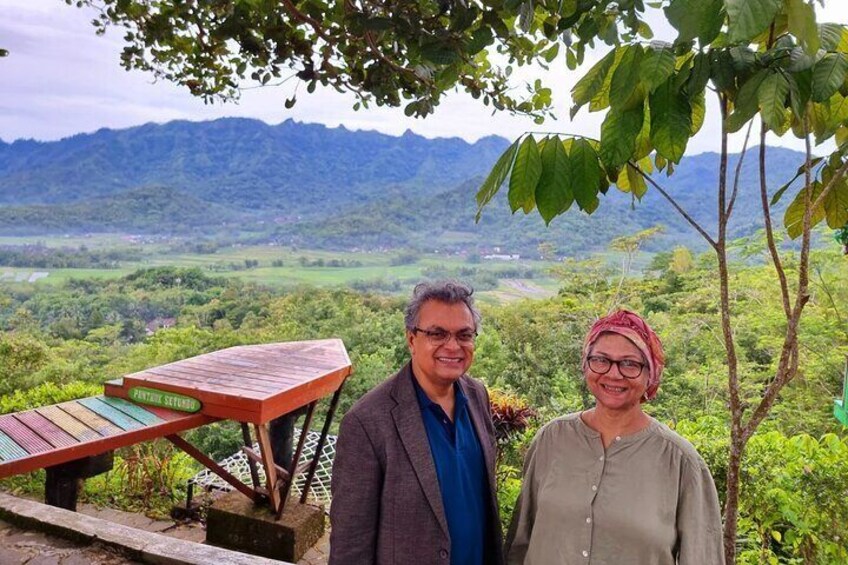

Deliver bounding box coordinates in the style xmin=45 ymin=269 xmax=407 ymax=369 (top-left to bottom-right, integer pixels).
xmin=0 ymin=415 xmax=53 ymax=454
xmin=13 ymin=411 xmax=77 ymax=449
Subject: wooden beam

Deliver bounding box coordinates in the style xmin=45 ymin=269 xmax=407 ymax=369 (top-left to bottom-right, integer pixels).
xmin=166 ymin=434 xmax=257 ymax=502
xmin=254 ymin=424 xmax=281 ymax=512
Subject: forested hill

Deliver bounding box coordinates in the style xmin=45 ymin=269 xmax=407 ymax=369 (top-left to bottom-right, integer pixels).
xmin=0 ymin=118 xmax=812 ymax=254
xmin=0 ymin=118 xmax=508 ymax=211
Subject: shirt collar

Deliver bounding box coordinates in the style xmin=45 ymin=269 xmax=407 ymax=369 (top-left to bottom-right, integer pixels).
xmin=411 ymin=371 xmax=468 ymax=412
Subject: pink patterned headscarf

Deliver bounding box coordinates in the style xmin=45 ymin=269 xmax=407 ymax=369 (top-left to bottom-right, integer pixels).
xmin=582 ymin=310 xmax=665 ymax=401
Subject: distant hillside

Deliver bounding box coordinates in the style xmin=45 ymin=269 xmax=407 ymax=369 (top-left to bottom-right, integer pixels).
xmin=0 ymin=118 xmax=509 ymax=212
xmin=273 ymin=146 xmax=809 ymax=256
xmin=0 ymin=117 xmax=815 ymax=254
xmin=0 ymin=185 xmax=243 ymax=234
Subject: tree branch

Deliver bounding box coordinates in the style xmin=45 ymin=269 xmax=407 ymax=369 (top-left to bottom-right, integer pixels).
xmin=726 ymin=120 xmax=753 ymax=220
xmin=630 ymin=164 xmax=717 ymax=249
xmin=757 ymin=123 xmax=792 ymax=319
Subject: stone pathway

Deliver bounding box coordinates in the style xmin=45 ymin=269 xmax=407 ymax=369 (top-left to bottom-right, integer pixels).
xmin=0 ymin=517 xmax=140 ymax=565
xmin=0 ymin=499 xmax=329 ymax=565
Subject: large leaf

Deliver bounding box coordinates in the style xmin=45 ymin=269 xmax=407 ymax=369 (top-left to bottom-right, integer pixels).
xmin=819 ymin=23 xmax=844 ymax=52
xmin=616 ymin=164 xmax=648 ymax=199
xmin=609 ymin=45 xmax=645 ymax=110
xmin=726 ymin=0 xmax=781 ymax=43
xmin=639 ymin=44 xmax=676 ymax=93
xmin=812 ymin=53 xmax=848 ymax=103
xmin=824 ymin=175 xmax=848 ymax=228
xmin=508 ymin=136 xmax=542 ymax=214
xmin=684 ymin=52 xmax=711 ymax=99
xmin=571 ymin=49 xmax=617 ymax=116
xmin=786 ymin=70 xmax=812 ymax=117
xmin=589 ymin=48 xmax=626 ymax=113
xmin=770 ymin=156 xmax=824 ymax=206
xmin=787 ymin=0 xmax=820 ymax=55
xmin=599 ymin=104 xmax=644 ymax=172
xmin=665 ymin=0 xmax=724 ymax=44
xmin=633 ymin=99 xmax=653 ymax=160
xmin=475 ymin=140 xmax=519 ymax=221
xmin=784 ymin=182 xmax=825 ymax=239
xmin=726 ymin=69 xmax=769 ymax=133
xmin=536 ymin=137 xmax=573 ymax=224
xmin=758 ymin=71 xmax=790 ymax=132
xmin=690 ymin=90 xmax=706 ymax=135
xmin=650 ymin=80 xmax=692 ymax=163
xmin=569 ymin=139 xmax=603 ymax=212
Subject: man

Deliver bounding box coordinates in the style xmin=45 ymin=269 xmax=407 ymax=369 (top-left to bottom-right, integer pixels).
xmin=329 ymin=281 xmax=503 ymax=565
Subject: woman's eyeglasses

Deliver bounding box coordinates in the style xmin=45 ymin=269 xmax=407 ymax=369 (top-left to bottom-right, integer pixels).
xmin=586 ymin=355 xmax=645 ymax=379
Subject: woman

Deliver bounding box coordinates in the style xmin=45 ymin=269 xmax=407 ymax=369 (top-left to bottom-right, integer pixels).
xmin=504 ymin=310 xmax=724 ymax=564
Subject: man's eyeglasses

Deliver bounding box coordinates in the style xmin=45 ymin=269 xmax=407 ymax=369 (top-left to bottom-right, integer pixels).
xmin=412 ymin=327 xmax=477 ymax=346
xmin=586 ymin=355 xmax=645 ymax=379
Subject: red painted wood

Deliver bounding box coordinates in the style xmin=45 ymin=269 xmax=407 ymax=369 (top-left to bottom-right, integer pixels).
xmin=0 ymin=415 xmax=53 ymax=454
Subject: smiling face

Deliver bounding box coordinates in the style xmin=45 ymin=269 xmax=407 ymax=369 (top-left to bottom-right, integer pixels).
xmin=407 ymin=299 xmax=476 ymax=391
xmin=584 ymin=332 xmax=648 ymax=413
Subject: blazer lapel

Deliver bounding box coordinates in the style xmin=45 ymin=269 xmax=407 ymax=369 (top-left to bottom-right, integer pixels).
xmin=390 ymin=364 xmax=449 ymax=538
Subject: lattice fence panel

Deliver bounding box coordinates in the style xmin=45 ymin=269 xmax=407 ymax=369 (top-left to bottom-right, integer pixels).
xmin=188 ymin=428 xmax=337 ymax=504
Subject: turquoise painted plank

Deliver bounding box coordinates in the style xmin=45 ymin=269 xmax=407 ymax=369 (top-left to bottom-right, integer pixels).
xmin=97 ymin=396 xmax=163 ymax=426
xmin=78 ymin=397 xmax=144 ymax=431
xmin=0 ymin=430 xmax=27 ymax=462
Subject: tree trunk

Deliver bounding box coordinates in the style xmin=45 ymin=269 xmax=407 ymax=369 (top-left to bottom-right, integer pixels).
xmin=723 ymin=430 xmax=744 ymax=563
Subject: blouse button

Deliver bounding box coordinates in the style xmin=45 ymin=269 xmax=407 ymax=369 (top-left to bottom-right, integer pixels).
xmin=582 ymin=550 xmax=590 ymax=557
xmin=586 ymin=517 xmax=592 ymax=523
xmin=591 ymin=485 xmax=597 ymax=491
xmin=615 ymin=436 xmax=621 ymax=442
xmin=598 ymin=455 xmax=604 ymax=461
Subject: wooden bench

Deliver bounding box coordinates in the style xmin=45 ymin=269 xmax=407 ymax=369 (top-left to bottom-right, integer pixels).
xmin=0 ymin=339 xmax=352 ymax=517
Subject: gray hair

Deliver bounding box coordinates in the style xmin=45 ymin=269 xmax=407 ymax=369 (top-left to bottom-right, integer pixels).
xmin=404 ymin=280 xmax=482 ymax=331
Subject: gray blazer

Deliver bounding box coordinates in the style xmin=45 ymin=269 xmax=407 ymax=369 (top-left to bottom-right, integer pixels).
xmin=329 ymin=363 xmax=504 ymax=565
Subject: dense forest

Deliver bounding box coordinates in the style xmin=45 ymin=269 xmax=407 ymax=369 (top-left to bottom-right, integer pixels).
xmin=1 ymin=238 xmax=847 ymax=563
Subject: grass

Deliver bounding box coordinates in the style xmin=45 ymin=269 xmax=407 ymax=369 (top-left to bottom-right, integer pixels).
xmin=0 ymin=235 xmax=665 ymax=303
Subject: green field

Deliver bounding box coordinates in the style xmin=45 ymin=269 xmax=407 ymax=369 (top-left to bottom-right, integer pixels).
xmin=0 ymin=239 xmax=569 ymax=301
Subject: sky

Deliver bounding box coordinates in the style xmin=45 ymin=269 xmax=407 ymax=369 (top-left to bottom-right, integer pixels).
xmin=1 ymin=1 xmax=846 ymax=153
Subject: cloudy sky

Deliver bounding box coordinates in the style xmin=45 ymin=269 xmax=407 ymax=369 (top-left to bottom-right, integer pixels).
xmin=2 ymin=1 xmax=846 ymax=153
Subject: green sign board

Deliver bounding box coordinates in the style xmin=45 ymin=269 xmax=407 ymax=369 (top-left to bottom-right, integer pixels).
xmin=835 ymin=358 xmax=848 ymax=427
xmin=128 ymin=387 xmax=202 ymax=413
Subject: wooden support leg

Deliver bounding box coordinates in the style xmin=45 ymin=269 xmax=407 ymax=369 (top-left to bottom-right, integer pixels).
xmin=44 ymin=452 xmax=114 ymax=511
xmin=301 ymin=378 xmax=347 ymax=504
xmin=241 ymin=423 xmax=261 ymax=489
xmin=255 ymin=423 xmax=281 ymax=513
xmin=277 ymin=401 xmax=316 ymax=518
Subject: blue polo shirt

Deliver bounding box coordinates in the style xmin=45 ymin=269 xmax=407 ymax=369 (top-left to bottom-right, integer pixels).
xmin=413 ymin=375 xmax=490 ymax=565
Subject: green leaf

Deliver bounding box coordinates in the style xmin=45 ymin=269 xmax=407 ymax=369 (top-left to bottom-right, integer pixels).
xmin=812 ymin=53 xmax=848 ymax=103
xmin=508 ymin=136 xmax=542 ymax=214
xmin=684 ymin=52 xmax=711 ymax=99
xmin=609 ymin=45 xmax=645 ymax=110
xmin=599 ymin=104 xmax=644 ymax=172
xmin=786 ymin=71 xmax=812 ymax=117
xmin=784 ymin=182 xmax=825 ymax=239
xmin=640 ymin=45 xmax=676 ymax=93
xmin=770 ymin=156 xmax=824 ymax=206
xmin=819 ymin=23 xmax=844 ymax=52
xmin=420 ymin=44 xmax=459 ymax=65
xmin=569 ymin=139 xmax=603 ymax=211
xmin=475 ymin=140 xmax=519 ymax=221
xmin=824 ymin=175 xmax=848 ymax=229
xmin=787 ymin=0 xmax=820 ymax=55
xmin=633 ymin=100 xmax=653 ymax=160
xmin=726 ymin=69 xmax=769 ymax=133
xmin=726 ymin=0 xmax=781 ymax=43
xmin=664 ymin=0 xmax=724 ymax=44
xmin=536 ymin=137 xmax=573 ymax=224
xmin=616 ymin=164 xmax=648 ymax=198
xmin=466 ymin=27 xmax=494 ymax=55
xmin=758 ymin=71 xmax=790 ymax=131
xmin=570 ymin=48 xmax=617 ymax=117
xmin=690 ymin=90 xmax=706 ymax=135
xmin=650 ymin=80 xmax=692 ymax=163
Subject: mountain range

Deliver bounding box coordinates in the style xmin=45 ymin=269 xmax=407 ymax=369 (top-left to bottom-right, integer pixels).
xmin=0 ymin=118 xmax=814 ymax=255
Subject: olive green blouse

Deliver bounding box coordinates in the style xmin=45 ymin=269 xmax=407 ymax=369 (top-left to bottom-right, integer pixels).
xmin=504 ymin=413 xmax=724 ymax=565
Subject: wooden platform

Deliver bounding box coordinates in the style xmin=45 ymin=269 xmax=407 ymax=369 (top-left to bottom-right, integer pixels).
xmin=0 ymin=396 xmax=214 ymax=478
xmin=104 ymin=339 xmax=352 ymax=424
